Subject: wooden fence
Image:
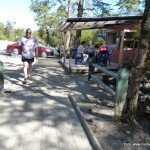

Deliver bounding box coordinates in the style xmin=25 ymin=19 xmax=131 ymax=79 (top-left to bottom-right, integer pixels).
xmin=88 ymin=59 xmax=130 ymax=117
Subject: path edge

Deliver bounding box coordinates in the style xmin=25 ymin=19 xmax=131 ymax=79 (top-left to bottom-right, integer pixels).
xmin=68 ymin=93 xmax=104 ymax=150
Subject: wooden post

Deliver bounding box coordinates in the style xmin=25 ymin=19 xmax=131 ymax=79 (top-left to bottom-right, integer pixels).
xmin=63 ymin=32 xmax=66 ymax=63
xmin=69 ymin=30 xmax=73 ymax=70
xmin=118 ymin=30 xmax=125 ymax=68
xmin=0 ymin=61 xmax=4 ymax=95
xmin=115 ymin=68 xmax=130 ymax=116
xmin=63 ymin=30 xmax=71 ymax=64
xmin=88 ymin=58 xmax=95 ymax=80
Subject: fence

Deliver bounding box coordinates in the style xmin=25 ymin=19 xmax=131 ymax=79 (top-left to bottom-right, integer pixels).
xmin=88 ymin=58 xmax=130 ymax=117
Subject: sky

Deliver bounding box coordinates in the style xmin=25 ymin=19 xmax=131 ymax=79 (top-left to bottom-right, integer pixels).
xmin=0 ymin=0 xmax=116 ymax=31
xmin=0 ymin=0 xmax=38 ymax=31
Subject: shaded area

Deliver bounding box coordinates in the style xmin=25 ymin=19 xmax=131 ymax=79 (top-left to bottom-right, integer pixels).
xmin=75 ymin=81 xmax=150 ymax=150
xmin=0 ymin=57 xmax=92 ymax=150
xmin=1 ymin=55 xmax=149 ymax=150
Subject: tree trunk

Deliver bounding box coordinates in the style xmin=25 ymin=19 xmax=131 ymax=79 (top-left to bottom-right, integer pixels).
xmin=76 ymin=0 xmax=84 ymax=46
xmin=46 ymin=28 xmax=50 ymax=46
xmin=122 ymin=0 xmax=150 ymax=121
xmin=67 ymin=0 xmax=71 ymax=17
xmin=76 ymin=30 xmax=82 ymax=46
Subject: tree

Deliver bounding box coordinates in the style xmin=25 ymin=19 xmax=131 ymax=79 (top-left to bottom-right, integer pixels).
xmin=116 ymin=0 xmax=144 ymax=15
xmin=93 ymin=0 xmax=112 ymax=17
xmin=30 ymin=0 xmax=68 ymax=45
xmin=0 ymin=22 xmax=7 ymax=40
xmin=14 ymin=29 xmax=24 ymax=41
xmin=122 ymin=0 xmax=150 ymax=122
xmin=4 ymin=21 xmax=15 ymax=40
xmin=75 ymin=0 xmax=112 ymax=45
xmin=75 ymin=0 xmax=84 ymax=45
xmin=30 ymin=0 xmax=112 ymax=46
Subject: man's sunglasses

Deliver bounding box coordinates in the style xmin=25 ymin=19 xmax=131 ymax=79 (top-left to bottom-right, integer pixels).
xmin=26 ymin=32 xmax=32 ymax=34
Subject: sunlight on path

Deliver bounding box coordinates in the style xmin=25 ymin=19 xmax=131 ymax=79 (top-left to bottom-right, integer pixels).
xmin=0 ymin=58 xmax=92 ymax=150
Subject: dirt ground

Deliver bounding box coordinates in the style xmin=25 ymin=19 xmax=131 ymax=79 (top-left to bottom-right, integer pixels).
xmin=70 ymin=74 xmax=150 ymax=150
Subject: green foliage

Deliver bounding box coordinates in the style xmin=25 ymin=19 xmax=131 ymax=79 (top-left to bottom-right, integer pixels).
xmin=93 ymin=29 xmax=106 ymax=44
xmin=81 ymin=29 xmax=105 ymax=45
xmin=0 ymin=21 xmax=24 ymax=41
xmin=29 ymin=0 xmax=144 ymax=47
xmin=0 ymin=22 xmax=7 ymax=40
xmin=30 ymin=0 xmax=114 ymax=46
xmin=30 ymin=0 xmax=67 ymax=46
xmin=116 ymin=0 xmax=144 ymax=14
xmin=81 ymin=30 xmax=95 ymax=44
xmin=0 ymin=32 xmax=7 ymax=40
xmin=13 ymin=29 xmax=24 ymax=41
xmin=81 ymin=29 xmax=106 ymax=45
xmin=92 ymin=0 xmax=112 ymax=17
xmin=32 ymin=30 xmax=45 ymax=44
xmin=49 ymin=29 xmax=64 ymax=47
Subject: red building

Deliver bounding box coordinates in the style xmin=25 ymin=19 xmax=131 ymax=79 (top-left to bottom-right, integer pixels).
xmin=106 ymin=22 xmax=140 ymax=67
xmin=60 ymin=16 xmax=142 ymax=68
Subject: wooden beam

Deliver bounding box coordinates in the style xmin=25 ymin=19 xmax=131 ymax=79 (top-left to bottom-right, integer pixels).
xmin=91 ymin=74 xmax=116 ymax=97
xmin=66 ymin=16 xmax=142 ymax=23
xmin=92 ymin=64 xmax=117 ymax=79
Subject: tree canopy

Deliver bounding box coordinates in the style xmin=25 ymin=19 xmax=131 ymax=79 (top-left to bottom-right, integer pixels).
xmin=30 ymin=0 xmax=144 ymax=46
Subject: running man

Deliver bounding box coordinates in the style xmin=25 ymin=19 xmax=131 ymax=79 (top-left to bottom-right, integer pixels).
xmin=18 ymin=28 xmax=38 ymax=84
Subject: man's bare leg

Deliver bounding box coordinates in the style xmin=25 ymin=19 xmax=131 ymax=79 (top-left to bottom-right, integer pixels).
xmin=22 ymin=62 xmax=28 ymax=84
xmin=28 ymin=63 xmax=33 ymax=78
xmin=23 ymin=62 xmax=28 ymax=78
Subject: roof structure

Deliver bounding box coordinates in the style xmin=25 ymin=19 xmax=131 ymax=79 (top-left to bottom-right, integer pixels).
xmin=60 ymin=15 xmax=143 ymax=31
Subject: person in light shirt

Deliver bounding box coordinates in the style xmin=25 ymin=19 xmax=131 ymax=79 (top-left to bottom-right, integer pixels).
xmin=76 ymin=41 xmax=86 ymax=58
xmin=18 ymin=28 xmax=38 ymax=84
xmin=76 ymin=41 xmax=88 ymax=64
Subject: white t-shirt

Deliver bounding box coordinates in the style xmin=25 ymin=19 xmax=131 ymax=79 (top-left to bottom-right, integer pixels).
xmin=77 ymin=45 xmax=85 ymax=57
xmin=18 ymin=36 xmax=38 ymax=59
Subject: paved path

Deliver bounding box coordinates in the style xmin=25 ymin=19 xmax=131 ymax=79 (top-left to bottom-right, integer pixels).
xmin=0 ymin=57 xmax=92 ymax=150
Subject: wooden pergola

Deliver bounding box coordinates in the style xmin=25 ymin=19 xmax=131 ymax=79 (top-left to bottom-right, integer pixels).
xmin=60 ymin=15 xmax=142 ymax=68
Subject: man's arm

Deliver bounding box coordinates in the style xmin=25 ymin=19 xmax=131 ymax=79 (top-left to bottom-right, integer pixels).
xmin=35 ymin=47 xmax=38 ymax=58
xmin=34 ymin=39 xmax=39 ymax=58
xmin=18 ymin=37 xmax=22 ymax=46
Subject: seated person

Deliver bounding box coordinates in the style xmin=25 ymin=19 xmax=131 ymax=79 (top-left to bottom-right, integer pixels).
xmin=76 ymin=41 xmax=86 ymax=59
xmin=97 ymin=43 xmax=110 ymax=67
xmin=88 ymin=44 xmax=99 ymax=59
xmin=71 ymin=47 xmax=77 ymax=59
xmin=75 ymin=41 xmax=86 ymax=64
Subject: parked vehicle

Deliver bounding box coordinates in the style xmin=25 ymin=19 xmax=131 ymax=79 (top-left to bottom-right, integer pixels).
xmin=6 ymin=43 xmax=54 ymax=58
xmin=47 ymin=45 xmax=59 ymax=57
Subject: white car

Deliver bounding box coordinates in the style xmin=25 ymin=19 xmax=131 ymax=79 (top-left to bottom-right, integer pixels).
xmin=47 ymin=45 xmax=58 ymax=56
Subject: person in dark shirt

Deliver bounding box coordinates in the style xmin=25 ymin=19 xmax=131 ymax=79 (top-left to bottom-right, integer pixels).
xmin=97 ymin=43 xmax=109 ymax=67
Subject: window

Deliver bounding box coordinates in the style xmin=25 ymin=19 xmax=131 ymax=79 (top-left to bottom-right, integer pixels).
xmin=124 ymin=31 xmax=137 ymax=50
xmin=107 ymin=32 xmax=117 ymax=45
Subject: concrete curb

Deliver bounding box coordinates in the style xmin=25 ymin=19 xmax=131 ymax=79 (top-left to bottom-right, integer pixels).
xmin=68 ymin=93 xmax=104 ymax=150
